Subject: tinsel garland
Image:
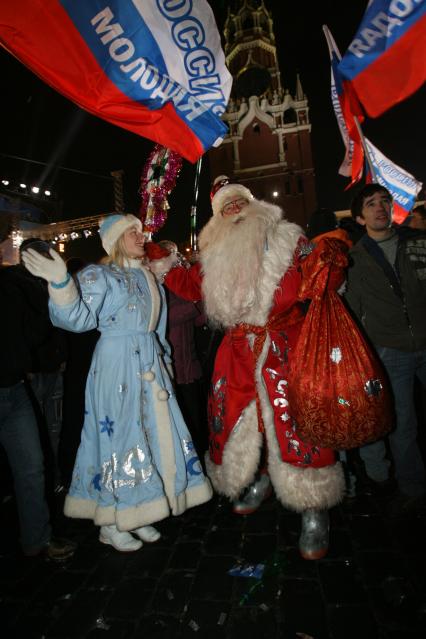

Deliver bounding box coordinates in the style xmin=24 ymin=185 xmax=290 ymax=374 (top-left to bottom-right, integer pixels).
xmin=139 ymin=144 xmax=183 ymax=234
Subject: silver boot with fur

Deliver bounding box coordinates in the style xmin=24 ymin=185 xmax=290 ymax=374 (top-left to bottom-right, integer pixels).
xmin=298 ymin=508 xmax=329 ymax=560
xmin=232 ymin=474 xmax=272 ymax=515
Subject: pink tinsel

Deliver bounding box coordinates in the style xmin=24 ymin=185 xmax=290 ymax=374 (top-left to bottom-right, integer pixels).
xmin=139 ymin=144 xmax=183 ymax=234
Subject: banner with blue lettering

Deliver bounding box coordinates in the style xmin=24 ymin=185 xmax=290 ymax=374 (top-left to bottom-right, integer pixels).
xmin=323 ymin=25 xmax=364 ymax=186
xmin=364 ymin=137 xmax=423 ymax=223
xmin=338 ymin=0 xmax=426 ymax=117
xmin=0 ymin=0 xmax=232 ymax=162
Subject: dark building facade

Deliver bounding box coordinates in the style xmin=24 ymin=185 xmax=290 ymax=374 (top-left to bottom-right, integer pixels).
xmin=209 ymin=0 xmax=316 ymax=228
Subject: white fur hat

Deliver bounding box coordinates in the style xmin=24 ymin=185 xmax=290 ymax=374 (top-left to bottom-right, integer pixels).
xmin=210 ymin=176 xmax=254 ymax=216
xmin=98 ymin=214 xmax=142 ymax=255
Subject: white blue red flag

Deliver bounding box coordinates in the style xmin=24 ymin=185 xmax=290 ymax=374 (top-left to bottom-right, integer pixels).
xmin=0 ymin=0 xmax=232 ymax=162
xmin=364 ymin=137 xmax=423 ymax=223
xmin=338 ymin=0 xmax=426 ymax=118
xmin=322 ymin=25 xmax=364 ymax=186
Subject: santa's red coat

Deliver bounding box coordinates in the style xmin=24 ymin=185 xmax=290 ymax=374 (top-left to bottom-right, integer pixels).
xmin=165 ymin=256 xmax=336 ymax=471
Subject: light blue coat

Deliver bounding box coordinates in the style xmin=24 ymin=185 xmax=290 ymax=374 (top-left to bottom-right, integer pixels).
xmin=48 ymin=262 xmax=212 ymax=531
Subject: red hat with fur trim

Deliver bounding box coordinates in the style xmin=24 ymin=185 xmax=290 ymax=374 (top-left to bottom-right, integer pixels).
xmin=144 ymin=241 xmax=171 ymax=260
xmin=210 ymin=175 xmax=254 ymax=216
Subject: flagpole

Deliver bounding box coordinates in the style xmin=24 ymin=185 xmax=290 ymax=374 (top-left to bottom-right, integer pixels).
xmin=190 ymin=157 xmax=202 ymax=252
xmin=352 ymin=117 xmax=377 ymax=182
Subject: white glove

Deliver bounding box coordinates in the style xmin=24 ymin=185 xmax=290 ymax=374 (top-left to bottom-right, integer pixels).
xmin=21 ymin=247 xmax=68 ymax=284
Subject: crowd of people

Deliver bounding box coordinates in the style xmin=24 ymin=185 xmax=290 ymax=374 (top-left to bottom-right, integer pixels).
xmin=0 ymin=178 xmax=425 ymax=563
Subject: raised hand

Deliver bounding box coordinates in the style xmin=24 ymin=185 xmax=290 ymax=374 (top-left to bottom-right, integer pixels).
xmin=21 ymin=247 xmax=68 ymax=284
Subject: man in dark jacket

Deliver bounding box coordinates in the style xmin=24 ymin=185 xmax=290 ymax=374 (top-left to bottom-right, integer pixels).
xmin=0 ymin=247 xmax=75 ymax=560
xmin=345 ymin=184 xmax=426 ymax=515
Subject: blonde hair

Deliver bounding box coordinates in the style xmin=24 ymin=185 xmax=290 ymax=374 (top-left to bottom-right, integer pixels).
xmin=104 ymin=234 xmax=130 ymax=269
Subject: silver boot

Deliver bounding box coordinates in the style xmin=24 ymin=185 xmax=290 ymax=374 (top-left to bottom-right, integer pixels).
xmin=299 ymin=509 xmax=329 ymax=560
xmin=232 ymin=474 xmax=272 ymax=515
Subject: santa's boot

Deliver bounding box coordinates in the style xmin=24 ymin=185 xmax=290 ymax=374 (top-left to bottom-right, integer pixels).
xmin=233 ymin=474 xmax=272 ymax=515
xmin=298 ymin=509 xmax=329 ymax=560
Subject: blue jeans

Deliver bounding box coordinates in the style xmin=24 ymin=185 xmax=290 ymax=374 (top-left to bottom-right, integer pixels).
xmin=360 ymin=346 xmax=426 ymax=496
xmin=0 ymin=381 xmax=51 ymax=551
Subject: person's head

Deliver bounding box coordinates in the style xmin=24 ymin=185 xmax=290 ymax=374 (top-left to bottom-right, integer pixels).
xmin=210 ymin=175 xmax=254 ymax=218
xmin=409 ymin=204 xmax=426 ymax=231
xmin=306 ymin=208 xmax=337 ymax=240
xmin=157 ymin=240 xmax=178 ymax=255
xmin=99 ymin=214 xmax=145 ymax=267
xmin=19 ymin=238 xmax=51 ymax=262
xmin=350 ymin=184 xmax=393 ymax=236
xmin=144 ymin=240 xmax=179 ymax=281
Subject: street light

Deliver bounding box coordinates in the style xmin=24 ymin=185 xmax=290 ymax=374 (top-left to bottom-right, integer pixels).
xmin=44 ymin=189 xmax=51 ymax=196
xmin=31 ymin=186 xmax=40 ymax=194
xmin=272 ymin=191 xmax=279 ymax=198
xmin=19 ymin=183 xmax=27 ymax=189
xmin=1 ymin=179 xmax=9 ymax=186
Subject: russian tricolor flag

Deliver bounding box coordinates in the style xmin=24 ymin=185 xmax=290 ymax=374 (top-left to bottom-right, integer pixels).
xmin=338 ymin=0 xmax=426 ymax=118
xmin=364 ymin=137 xmax=423 ymax=224
xmin=0 ymin=0 xmax=232 ymax=162
xmin=323 ymin=25 xmax=364 ymax=187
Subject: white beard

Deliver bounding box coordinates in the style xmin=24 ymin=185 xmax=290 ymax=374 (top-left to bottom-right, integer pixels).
xmin=198 ymin=201 xmax=282 ymax=327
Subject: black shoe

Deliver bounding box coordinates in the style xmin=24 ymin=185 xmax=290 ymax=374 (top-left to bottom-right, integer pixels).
xmin=357 ymin=476 xmax=397 ymax=498
xmin=24 ymin=537 xmax=76 ymax=561
xmin=387 ymin=492 xmax=426 ymax=518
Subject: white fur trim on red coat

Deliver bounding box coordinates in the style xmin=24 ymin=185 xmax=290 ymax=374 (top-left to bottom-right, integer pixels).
xmin=205 ymin=400 xmax=262 ymax=499
xmin=255 ymin=335 xmax=345 ymax=510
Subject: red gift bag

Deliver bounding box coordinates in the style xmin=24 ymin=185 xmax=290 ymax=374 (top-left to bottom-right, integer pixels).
xmin=287 ymin=232 xmax=393 ymax=450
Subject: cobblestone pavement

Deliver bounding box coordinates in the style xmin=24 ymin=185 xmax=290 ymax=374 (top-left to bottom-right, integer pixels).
xmin=1 ymin=484 xmax=426 ymax=639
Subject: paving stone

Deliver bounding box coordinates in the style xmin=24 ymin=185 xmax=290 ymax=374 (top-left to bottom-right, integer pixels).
xmin=47 ymin=589 xmax=109 ymax=637
xmin=327 ymin=603 xmax=379 ymax=639
xmin=280 ymin=577 xmax=327 ymax=635
xmin=340 ymin=493 xmax=379 ymax=516
xmin=2 ymin=559 xmax=58 ymax=599
xmin=326 ymin=527 xmax=353 ymax=559
xmin=3 ymin=472 xmax=426 ymax=638
xmin=191 ymin=556 xmax=234 ymax=600
xmin=134 ymin=614 xmax=182 ymax=639
xmin=366 ymin=585 xmax=425 ymax=633
xmin=85 ymin=618 xmax=136 ymax=639
xmin=86 ymin=551 xmax=133 ymax=588
xmin=242 ymin=506 xmax=278 ymax=534
xmin=125 ymin=545 xmax=171 ymax=579
xmin=167 ymin=542 xmax=202 ymax=571
xmin=349 ymin=514 xmax=393 ymax=551
xmin=103 ymin=577 xmax=157 ymax=618
xmin=318 ymin=560 xmax=368 ymax=604
xmin=388 ymin=514 xmax=426 ymax=556
xmin=152 ymin=571 xmax=194 ymax=615
xmin=357 ymin=551 xmax=407 ymax=587
xmin=212 ymin=505 xmax=247 ymax=531
xmin=179 ymin=521 xmax=209 ymax=543
xmin=279 ymin=547 xmax=319 ymax=579
xmin=204 ymin=528 xmax=241 ymax=556
xmin=180 ymin=599 xmax=230 ymax=638
xmin=32 ymin=570 xmax=90 ymax=611
xmin=228 ymin=606 xmax=279 ymax=639
xmin=7 ymin=611 xmax=53 ymax=639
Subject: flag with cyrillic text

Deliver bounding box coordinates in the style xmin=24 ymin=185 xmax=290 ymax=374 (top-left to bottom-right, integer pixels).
xmin=0 ymin=0 xmax=232 ymax=162
xmin=364 ymin=137 xmax=423 ymax=223
xmin=338 ymin=0 xmax=426 ymax=118
xmin=323 ymin=25 xmax=364 ymax=187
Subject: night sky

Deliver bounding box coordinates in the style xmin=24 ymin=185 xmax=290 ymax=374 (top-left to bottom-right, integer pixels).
xmin=0 ymin=0 xmax=425 ymax=248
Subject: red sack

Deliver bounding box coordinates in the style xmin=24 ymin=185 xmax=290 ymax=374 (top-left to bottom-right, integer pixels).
xmin=287 ymin=231 xmax=393 ymax=450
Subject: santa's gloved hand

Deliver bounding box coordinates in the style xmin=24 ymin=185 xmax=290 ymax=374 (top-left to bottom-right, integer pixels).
xmin=21 ymin=247 xmax=68 ymax=284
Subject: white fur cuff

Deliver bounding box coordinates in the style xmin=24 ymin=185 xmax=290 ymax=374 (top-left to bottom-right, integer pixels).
xmin=48 ymin=278 xmax=79 ymax=306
